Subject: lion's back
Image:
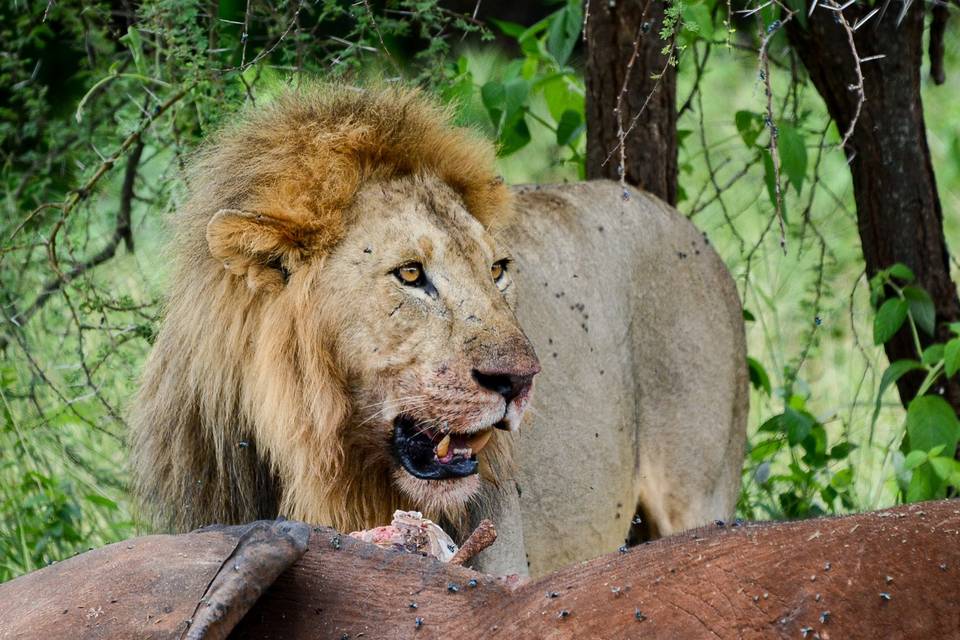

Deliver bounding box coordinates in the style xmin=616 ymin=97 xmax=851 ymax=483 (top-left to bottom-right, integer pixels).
xmin=505 ymin=180 xmax=747 ymax=575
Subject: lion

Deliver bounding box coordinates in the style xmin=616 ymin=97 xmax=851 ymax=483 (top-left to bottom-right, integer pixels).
xmin=131 ymin=85 xmax=747 ymax=577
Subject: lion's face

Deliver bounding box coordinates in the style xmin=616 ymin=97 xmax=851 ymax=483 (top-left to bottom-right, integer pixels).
xmin=314 ymin=176 xmax=539 ymax=511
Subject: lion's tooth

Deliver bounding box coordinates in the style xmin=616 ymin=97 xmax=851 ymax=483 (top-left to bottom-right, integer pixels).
xmin=436 ymin=434 xmax=451 ymax=458
xmin=469 ymin=429 xmax=493 ymax=453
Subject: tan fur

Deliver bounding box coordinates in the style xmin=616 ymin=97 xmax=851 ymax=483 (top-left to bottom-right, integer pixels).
xmin=477 ymin=182 xmax=748 ymax=576
xmin=131 ymin=85 xmax=537 ymax=534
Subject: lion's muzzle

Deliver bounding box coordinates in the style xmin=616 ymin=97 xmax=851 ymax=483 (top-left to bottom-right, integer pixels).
xmin=392 ymin=416 xmax=496 ymax=480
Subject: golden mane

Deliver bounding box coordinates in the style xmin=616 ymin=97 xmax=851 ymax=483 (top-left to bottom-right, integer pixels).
xmin=130 ymin=84 xmax=514 ymax=533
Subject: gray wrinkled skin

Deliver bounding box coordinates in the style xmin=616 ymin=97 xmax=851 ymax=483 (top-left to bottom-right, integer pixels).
xmin=469 ymin=181 xmax=748 ymax=577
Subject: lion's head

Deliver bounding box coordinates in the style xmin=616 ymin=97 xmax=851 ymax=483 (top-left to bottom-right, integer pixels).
xmin=131 ymin=85 xmax=539 ymax=533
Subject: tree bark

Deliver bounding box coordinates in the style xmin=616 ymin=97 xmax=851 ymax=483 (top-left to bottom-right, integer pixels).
xmin=585 ymin=0 xmax=678 ymax=204
xmin=2 ymin=502 xmax=959 ymax=638
xmin=786 ymin=5 xmax=960 ymax=418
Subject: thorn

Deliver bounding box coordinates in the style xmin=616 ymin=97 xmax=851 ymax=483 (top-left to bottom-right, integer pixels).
xmin=852 ymin=7 xmax=879 ymax=30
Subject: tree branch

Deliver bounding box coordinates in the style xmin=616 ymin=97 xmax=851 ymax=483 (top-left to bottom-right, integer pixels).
xmin=929 ymin=0 xmax=949 ymax=85
xmin=2 ymin=137 xmax=144 ymax=348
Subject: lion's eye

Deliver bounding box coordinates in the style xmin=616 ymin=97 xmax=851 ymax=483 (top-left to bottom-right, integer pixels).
xmin=491 ymin=259 xmax=509 ymax=282
xmin=395 ymin=262 xmax=425 ymax=286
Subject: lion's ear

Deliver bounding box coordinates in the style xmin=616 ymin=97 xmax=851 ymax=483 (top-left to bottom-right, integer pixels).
xmin=206 ymin=209 xmax=300 ymax=289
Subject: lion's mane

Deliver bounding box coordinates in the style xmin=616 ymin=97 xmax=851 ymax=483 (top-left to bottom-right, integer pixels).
xmin=130 ymin=85 xmax=513 ymax=532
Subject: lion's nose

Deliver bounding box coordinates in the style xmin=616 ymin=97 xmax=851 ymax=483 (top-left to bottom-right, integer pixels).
xmin=472 ymin=366 xmax=539 ymax=404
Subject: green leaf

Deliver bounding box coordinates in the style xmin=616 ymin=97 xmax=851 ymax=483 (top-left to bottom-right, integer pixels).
xmin=490 ymin=18 xmax=527 ymax=38
xmin=681 ymin=3 xmax=715 ymax=41
xmin=749 ymin=438 xmax=782 ymax=462
xmin=902 ymin=285 xmax=935 ymax=336
xmin=903 ymin=449 xmax=928 ymax=470
xmin=481 ymin=81 xmax=505 ymax=115
xmin=869 ymin=281 xmax=885 ymax=309
xmin=778 ymin=125 xmax=808 ymax=195
xmin=906 ymin=462 xmax=943 ymax=502
xmin=873 ymin=298 xmax=909 ymax=345
xmin=120 ymin=27 xmax=147 ymax=76
xmin=945 ymin=338 xmax=960 ymax=377
xmin=888 ymin=263 xmax=915 ymax=282
xmin=930 ymin=456 xmax=960 ymax=482
xmin=829 ymin=442 xmax=854 ymax=460
xmin=784 ymin=407 xmax=815 ymax=446
xmin=758 ymin=414 xmax=782 ymax=433
xmin=743 ymin=308 xmax=756 ymax=322
xmin=502 ymin=78 xmax=529 ymax=117
xmin=442 ymin=57 xmax=473 ymax=104
xmin=747 ymin=357 xmax=771 ymax=395
xmin=518 ymin=12 xmax=552 ymax=39
xmin=735 ymin=110 xmax=764 ymax=148
xmin=540 ymin=75 xmax=583 ymax=122
xmin=922 ymin=343 xmax=945 ymax=367
xmin=830 ymin=467 xmax=853 ymax=489
xmin=520 ymin=55 xmax=539 ymax=80
xmin=555 ymin=109 xmax=584 ymax=146
xmin=545 ymin=1 xmax=582 ymax=67
xmin=870 ymin=359 xmax=923 ymax=437
xmin=85 ymin=494 xmax=118 ymax=510
xmin=801 ymin=424 xmax=828 ymax=466
xmin=906 ymin=395 xmax=960 ymax=455
xmin=498 ymin=116 xmax=531 ymax=156
xmin=481 ymin=79 xmax=530 ymax=156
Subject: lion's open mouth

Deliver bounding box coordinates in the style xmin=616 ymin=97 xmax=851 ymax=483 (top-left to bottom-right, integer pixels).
xmin=391 ymin=416 xmax=496 ymax=480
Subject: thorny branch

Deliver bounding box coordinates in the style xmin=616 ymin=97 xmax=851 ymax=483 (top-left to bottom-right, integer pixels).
xmin=1 ymin=139 xmax=146 ymax=349
xmin=823 ymin=0 xmax=866 ymax=148
xmin=363 ymin=0 xmax=401 ymax=75
xmin=239 ymin=0 xmax=257 ymax=104
xmin=614 ymin=11 xmax=647 ymax=201
xmin=5 ymin=83 xmax=194 ymax=253
xmin=756 ymin=7 xmax=793 ymax=254
xmin=599 ymin=0 xmax=681 ymax=199
xmin=215 ymin=0 xmax=305 ymax=73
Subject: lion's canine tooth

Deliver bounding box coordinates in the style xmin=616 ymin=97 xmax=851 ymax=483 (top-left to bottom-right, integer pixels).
xmin=469 ymin=429 xmax=493 ymax=453
xmin=436 ymin=434 xmax=451 ymax=458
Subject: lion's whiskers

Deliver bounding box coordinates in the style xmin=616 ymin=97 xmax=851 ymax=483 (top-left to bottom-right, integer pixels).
xmin=354 ymin=394 xmax=428 ymax=412
xmin=353 ymin=396 xmax=433 ymax=428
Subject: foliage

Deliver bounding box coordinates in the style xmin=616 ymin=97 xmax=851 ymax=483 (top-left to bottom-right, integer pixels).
xmin=738 ymin=314 xmax=858 ymax=520
xmin=449 ymin=0 xmax=586 ymax=173
xmin=866 ymin=265 xmax=960 ymax=502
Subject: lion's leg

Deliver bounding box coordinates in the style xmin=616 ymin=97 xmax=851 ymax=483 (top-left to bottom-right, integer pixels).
xmin=629 ymin=446 xmax=743 ymax=540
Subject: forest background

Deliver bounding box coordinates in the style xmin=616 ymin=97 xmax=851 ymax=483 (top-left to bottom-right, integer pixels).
xmin=1 ymin=0 xmax=958 ymax=582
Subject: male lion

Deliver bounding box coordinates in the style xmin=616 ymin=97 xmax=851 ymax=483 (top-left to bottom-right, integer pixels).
xmin=131 ymin=85 xmax=746 ymax=577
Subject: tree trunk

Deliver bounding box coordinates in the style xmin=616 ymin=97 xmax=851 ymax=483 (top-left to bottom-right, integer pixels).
xmin=585 ymin=0 xmax=677 ymax=204
xmin=786 ymin=5 xmax=960 ymax=418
